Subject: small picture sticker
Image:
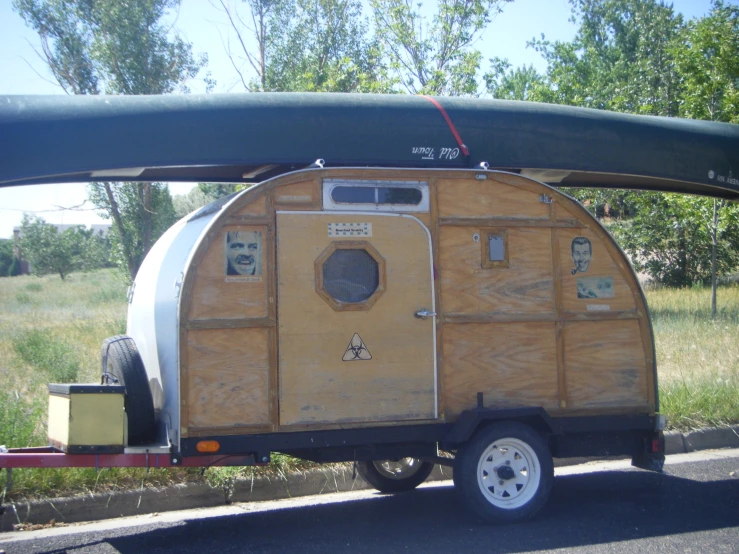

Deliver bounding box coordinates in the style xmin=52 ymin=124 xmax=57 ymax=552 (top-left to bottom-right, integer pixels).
xmin=224 ymin=230 xmax=262 ymax=282
xmin=570 ymin=236 xmax=592 ymax=274
xmin=577 ymin=277 xmax=614 ymax=299
xmin=328 ymin=222 xmax=372 ymax=237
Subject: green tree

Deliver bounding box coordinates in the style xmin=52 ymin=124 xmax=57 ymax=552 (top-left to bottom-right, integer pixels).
xmin=611 ymin=194 xmax=739 ymax=288
xmin=15 ymin=0 xmax=209 ymax=281
xmin=673 ymin=1 xmax=739 ymax=123
xmin=484 ymin=58 xmax=545 ymax=100
xmin=197 ymin=183 xmax=244 ymax=200
xmin=8 ymin=257 xmax=22 ymax=277
xmin=0 ymin=239 xmax=14 ymax=277
xmin=88 ymin=183 xmax=177 ymax=280
xmin=524 ymin=0 xmax=684 ymax=114
xmin=18 ymin=215 xmax=106 ymax=280
xmin=372 ymin=0 xmax=511 ymax=95
xmin=218 ymin=0 xmax=393 ymax=92
xmin=173 ymin=187 xmax=212 ymax=220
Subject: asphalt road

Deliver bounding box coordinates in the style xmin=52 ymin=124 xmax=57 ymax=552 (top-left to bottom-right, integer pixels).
xmin=1 ymin=450 xmax=738 ymax=554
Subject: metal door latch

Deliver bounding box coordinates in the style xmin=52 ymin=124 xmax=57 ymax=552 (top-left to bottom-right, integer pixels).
xmin=414 ymin=309 xmax=437 ymax=320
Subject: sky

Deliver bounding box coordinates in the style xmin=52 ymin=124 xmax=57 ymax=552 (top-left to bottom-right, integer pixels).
xmin=0 ymin=0 xmax=721 ymax=238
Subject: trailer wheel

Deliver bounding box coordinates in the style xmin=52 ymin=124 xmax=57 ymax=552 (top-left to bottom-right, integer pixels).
xmin=357 ymin=458 xmax=434 ymax=493
xmin=454 ymin=422 xmax=553 ymax=523
xmin=101 ymin=335 xmax=156 ymax=446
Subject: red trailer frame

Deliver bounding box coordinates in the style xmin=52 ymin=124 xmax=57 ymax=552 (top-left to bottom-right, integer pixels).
xmin=0 ymin=447 xmax=263 ymax=469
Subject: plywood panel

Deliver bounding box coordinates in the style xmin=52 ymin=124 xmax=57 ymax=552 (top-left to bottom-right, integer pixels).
xmin=558 ymin=228 xmax=636 ymax=313
xmin=443 ymin=322 xmax=558 ymax=418
xmin=437 ymin=178 xmax=549 ymax=219
xmin=277 ymin=213 xmax=436 ymax=426
xmin=188 ymin=225 xmax=269 ymax=320
xmin=439 ymin=226 xmax=554 ymax=314
xmin=234 ymin=194 xmax=267 ymax=216
xmin=187 ymin=328 xmax=270 ymax=428
xmin=273 ymin=180 xmax=320 ymax=209
xmin=564 ymin=320 xmax=648 ymax=409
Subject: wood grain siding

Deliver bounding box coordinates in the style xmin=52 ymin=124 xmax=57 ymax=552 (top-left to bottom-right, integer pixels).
xmin=234 ymin=194 xmax=267 ymax=216
xmin=186 ymin=328 xmax=270 ymax=428
xmin=558 ymin=228 xmax=637 ymax=313
xmin=437 ymin=178 xmax=549 ymax=219
xmin=443 ymin=322 xmax=558 ymax=418
xmin=273 ymin=179 xmax=320 ymax=210
xmin=277 ymin=212 xmax=436 ymax=426
xmin=187 ymin=225 xmax=269 ymax=320
xmin=174 ymin=168 xmax=657 ymax=437
xmin=564 ymin=320 xmax=648 ymax=409
xmin=439 ymin=226 xmax=554 ymax=314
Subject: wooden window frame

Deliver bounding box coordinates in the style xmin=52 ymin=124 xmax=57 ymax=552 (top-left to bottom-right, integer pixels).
xmin=481 ymin=228 xmax=510 ymax=269
xmin=314 ymin=240 xmax=387 ymax=311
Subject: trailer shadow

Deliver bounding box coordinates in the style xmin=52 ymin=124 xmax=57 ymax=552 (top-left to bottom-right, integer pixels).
xmin=25 ymin=466 xmax=739 ymax=554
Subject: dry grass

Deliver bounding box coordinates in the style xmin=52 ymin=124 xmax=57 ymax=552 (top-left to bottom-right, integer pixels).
xmin=645 ymin=285 xmax=739 ymax=430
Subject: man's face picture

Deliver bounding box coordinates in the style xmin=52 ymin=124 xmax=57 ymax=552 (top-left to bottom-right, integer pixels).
xmin=571 ymin=237 xmax=592 ymax=274
xmin=225 ymin=231 xmax=261 ymax=276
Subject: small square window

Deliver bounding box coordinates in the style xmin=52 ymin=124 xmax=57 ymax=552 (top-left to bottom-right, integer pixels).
xmin=481 ymin=229 xmax=509 ymax=269
xmin=488 ymin=235 xmax=505 ymax=261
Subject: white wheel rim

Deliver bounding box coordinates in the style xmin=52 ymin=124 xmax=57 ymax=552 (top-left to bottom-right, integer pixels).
xmin=373 ymin=458 xmax=423 ymax=480
xmin=476 ymin=437 xmax=541 ymax=509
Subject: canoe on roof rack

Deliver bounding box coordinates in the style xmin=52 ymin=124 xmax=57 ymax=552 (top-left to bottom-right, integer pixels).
xmin=0 ymin=93 xmax=737 ymax=199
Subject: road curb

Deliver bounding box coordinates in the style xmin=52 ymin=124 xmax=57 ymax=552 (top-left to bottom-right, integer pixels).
xmin=665 ymin=425 xmax=739 ymax=454
xmin=2 ymin=426 xmax=737 ymax=531
xmin=0 ymin=465 xmax=453 ymax=532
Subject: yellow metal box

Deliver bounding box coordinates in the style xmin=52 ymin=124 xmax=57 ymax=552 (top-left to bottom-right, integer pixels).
xmin=47 ymin=384 xmax=127 ymax=453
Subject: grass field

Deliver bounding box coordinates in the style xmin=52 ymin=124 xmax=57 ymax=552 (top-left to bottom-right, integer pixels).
xmin=646 ymin=284 xmax=739 ymax=430
xmin=0 ymin=269 xmax=737 ymax=501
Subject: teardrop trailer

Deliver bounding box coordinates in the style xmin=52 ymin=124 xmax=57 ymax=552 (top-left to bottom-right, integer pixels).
xmin=1 ymin=94 xmax=738 ymax=523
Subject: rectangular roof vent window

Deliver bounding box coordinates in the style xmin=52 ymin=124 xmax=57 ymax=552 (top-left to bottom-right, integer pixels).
xmin=323 ymin=179 xmax=429 ymax=212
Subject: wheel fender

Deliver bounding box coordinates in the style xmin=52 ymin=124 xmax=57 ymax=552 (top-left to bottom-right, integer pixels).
xmin=443 ymin=407 xmax=560 ymax=448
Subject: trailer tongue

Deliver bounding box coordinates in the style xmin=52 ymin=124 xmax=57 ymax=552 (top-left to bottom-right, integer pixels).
xmin=0 ymin=447 xmax=258 ymax=469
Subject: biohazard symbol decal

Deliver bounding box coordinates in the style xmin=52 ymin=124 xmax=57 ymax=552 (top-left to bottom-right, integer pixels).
xmin=342 ymin=333 xmax=372 ymax=361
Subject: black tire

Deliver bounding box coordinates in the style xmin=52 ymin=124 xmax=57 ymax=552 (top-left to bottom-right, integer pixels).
xmin=101 ymin=335 xmax=157 ymax=446
xmin=357 ymin=458 xmax=435 ymax=493
xmin=454 ymin=422 xmax=553 ymax=523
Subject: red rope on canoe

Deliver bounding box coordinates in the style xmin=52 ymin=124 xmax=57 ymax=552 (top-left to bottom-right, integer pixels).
xmin=419 ymin=95 xmax=470 ymax=157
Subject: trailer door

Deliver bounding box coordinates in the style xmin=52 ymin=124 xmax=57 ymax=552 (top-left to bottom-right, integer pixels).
xmin=276 ymin=212 xmax=437 ymax=426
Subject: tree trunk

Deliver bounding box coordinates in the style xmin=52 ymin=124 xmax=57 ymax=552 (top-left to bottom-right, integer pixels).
xmin=104 ymin=183 xmax=137 ymax=280
xmin=142 ymin=182 xmax=153 ymax=256
xmin=711 ymin=198 xmax=718 ymax=318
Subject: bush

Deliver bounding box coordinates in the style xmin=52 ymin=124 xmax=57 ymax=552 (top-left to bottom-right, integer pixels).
xmin=8 ymin=257 xmax=21 ymax=277
xmin=0 ymin=390 xmax=44 ymax=448
xmin=12 ymin=329 xmax=80 ymax=383
xmin=0 ymin=238 xmax=13 ymax=276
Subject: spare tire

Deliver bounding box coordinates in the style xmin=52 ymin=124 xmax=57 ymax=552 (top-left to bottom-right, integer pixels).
xmin=101 ymin=335 xmax=156 ymax=446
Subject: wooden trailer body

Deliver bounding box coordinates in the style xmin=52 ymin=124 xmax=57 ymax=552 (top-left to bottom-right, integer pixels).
xmin=128 ymin=167 xmax=655 ymax=454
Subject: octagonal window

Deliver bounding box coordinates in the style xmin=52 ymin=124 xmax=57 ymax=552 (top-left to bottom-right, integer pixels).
xmin=323 ymin=249 xmax=379 ymax=303
xmin=315 ymin=242 xmax=386 ymax=311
